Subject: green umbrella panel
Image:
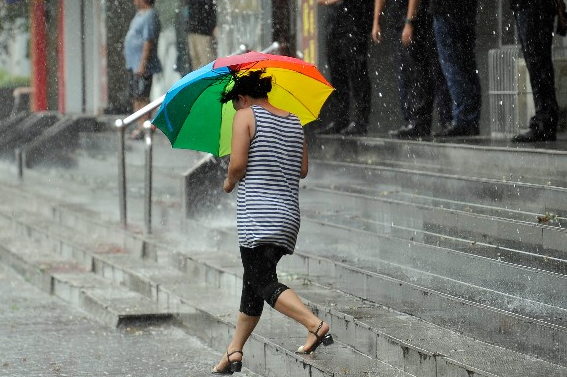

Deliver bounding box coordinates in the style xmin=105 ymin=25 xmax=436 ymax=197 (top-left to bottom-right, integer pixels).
xmin=153 ymin=65 xmax=235 ymax=156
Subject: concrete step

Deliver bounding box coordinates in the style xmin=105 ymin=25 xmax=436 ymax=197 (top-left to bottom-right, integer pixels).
xmin=0 ymin=112 xmax=60 ymax=155
xmin=203 ymin=197 xmax=567 ymax=324
xmin=30 ymin=139 xmax=191 ymax=201
xmin=170 ymin=219 xmax=567 ymax=364
xmin=172 ymin=246 xmax=567 ymax=376
xmin=0 ymin=191 xmax=565 ymax=375
xmin=0 ymin=234 xmax=175 ymax=328
xmin=299 ymin=186 xmax=567 ymax=273
xmin=1 ymin=134 xmax=567 ymax=368
xmin=307 ymin=159 xmax=567 ymax=219
xmin=209 ymin=220 xmax=567 ymax=366
xmin=0 ymin=157 xmax=181 ymax=235
xmin=311 ymin=136 xmax=567 ymax=188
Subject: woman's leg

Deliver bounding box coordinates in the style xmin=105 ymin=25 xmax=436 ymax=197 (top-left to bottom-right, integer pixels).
xmin=257 ymin=245 xmax=331 ymax=351
xmin=213 ymin=246 xmax=265 ymax=371
xmin=213 ymin=312 xmax=260 ymax=371
xmin=273 ymin=289 xmax=330 ymax=350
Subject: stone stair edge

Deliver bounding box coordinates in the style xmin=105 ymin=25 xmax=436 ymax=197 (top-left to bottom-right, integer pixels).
xmin=291 ymin=242 xmax=567 ymax=330
xmin=300 ymin=186 xmax=567 ymax=255
xmin=309 ymin=159 xmax=567 ymax=192
xmin=313 ymin=135 xmax=567 ymax=156
xmin=304 ymin=184 xmax=567 ymax=225
xmin=297 ymin=215 xmax=567 ymax=286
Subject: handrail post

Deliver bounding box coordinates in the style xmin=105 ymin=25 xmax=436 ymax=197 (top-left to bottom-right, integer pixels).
xmin=15 ymin=148 xmax=23 ymax=181
xmin=143 ymin=120 xmax=153 ymax=235
xmin=115 ymin=119 xmax=127 ymax=228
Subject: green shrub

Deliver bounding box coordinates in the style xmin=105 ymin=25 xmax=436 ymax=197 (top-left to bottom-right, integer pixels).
xmin=0 ymin=69 xmax=30 ymax=88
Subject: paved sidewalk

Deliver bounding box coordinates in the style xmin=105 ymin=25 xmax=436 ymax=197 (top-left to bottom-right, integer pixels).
xmin=0 ymin=263 xmax=257 ymax=377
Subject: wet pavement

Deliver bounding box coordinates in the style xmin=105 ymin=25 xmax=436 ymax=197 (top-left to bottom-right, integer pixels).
xmin=0 ymin=262 xmax=259 ymax=377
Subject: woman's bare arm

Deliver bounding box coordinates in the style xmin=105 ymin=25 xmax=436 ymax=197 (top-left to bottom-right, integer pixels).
xmin=223 ymin=109 xmax=253 ymax=193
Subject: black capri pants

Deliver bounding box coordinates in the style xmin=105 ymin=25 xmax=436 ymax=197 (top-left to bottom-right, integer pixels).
xmin=239 ymin=244 xmax=290 ymax=317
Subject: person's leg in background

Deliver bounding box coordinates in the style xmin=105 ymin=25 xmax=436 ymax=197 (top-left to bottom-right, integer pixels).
xmin=128 ymin=70 xmax=153 ymax=140
xmin=433 ymin=14 xmax=481 ymax=137
xmin=396 ymin=16 xmax=435 ymax=138
xmin=397 ymin=51 xmax=412 ymax=128
xmin=390 ymin=11 xmax=442 ymax=139
xmin=341 ymin=31 xmax=371 ymax=136
xmin=426 ymin=13 xmax=452 ymax=133
xmin=188 ymin=33 xmax=215 ymax=70
xmin=317 ymin=28 xmax=350 ymax=134
xmin=511 ymin=6 xmax=558 ymax=142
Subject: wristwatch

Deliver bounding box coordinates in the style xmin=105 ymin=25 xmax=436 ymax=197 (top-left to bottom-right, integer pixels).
xmin=404 ymin=17 xmax=414 ymax=25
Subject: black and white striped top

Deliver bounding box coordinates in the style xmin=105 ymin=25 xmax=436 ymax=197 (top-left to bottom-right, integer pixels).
xmin=236 ymin=105 xmax=304 ymax=254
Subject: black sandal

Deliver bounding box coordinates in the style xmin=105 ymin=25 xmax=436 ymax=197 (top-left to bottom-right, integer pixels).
xmin=296 ymin=321 xmax=334 ymax=354
xmin=212 ymin=350 xmax=243 ymax=375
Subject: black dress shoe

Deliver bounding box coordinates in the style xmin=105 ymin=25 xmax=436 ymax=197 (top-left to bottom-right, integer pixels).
xmin=389 ymin=124 xmax=430 ymax=139
xmin=340 ymin=121 xmax=367 ymax=136
xmin=434 ymin=124 xmax=479 ymax=137
xmin=315 ymin=121 xmax=344 ymax=135
xmin=511 ymin=128 xmax=556 ymax=143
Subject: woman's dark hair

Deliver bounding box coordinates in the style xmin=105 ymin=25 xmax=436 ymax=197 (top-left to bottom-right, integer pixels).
xmin=220 ymin=69 xmax=273 ymax=104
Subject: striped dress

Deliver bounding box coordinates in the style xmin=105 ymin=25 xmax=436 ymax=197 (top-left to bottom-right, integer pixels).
xmin=236 ymin=105 xmax=304 ymax=254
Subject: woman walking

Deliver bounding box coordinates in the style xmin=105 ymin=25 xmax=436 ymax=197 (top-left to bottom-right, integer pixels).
xmin=212 ymin=70 xmax=333 ymax=374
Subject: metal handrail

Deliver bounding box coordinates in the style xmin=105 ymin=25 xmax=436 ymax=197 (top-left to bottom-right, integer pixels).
xmin=262 ymin=41 xmax=280 ymax=54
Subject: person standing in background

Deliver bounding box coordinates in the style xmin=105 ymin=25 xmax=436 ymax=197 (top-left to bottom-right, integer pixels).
xmin=317 ymin=0 xmax=373 ymax=136
xmin=430 ymin=0 xmax=481 ymax=137
xmin=123 ymin=0 xmax=162 ymax=140
xmin=373 ymin=0 xmax=452 ymax=139
xmin=185 ymin=0 xmax=217 ymax=69
xmin=510 ymin=0 xmax=560 ymax=142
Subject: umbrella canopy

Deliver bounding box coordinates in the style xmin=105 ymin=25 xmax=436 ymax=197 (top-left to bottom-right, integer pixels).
xmin=152 ymin=52 xmax=334 ymax=157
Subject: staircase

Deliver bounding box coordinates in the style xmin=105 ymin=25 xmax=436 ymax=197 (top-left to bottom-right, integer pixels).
xmin=0 ymin=115 xmax=565 ymax=376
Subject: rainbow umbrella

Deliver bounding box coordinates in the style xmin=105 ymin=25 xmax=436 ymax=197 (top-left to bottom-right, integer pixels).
xmin=152 ymin=51 xmax=334 ymax=157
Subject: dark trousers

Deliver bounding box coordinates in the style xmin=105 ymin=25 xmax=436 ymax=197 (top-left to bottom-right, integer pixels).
xmin=433 ymin=14 xmax=481 ymax=129
xmin=395 ymin=43 xmax=411 ymax=124
xmin=397 ymin=14 xmax=452 ymax=131
xmin=514 ymin=7 xmax=558 ymax=131
xmin=239 ymin=245 xmax=289 ymax=317
xmin=326 ymin=27 xmax=371 ymax=128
